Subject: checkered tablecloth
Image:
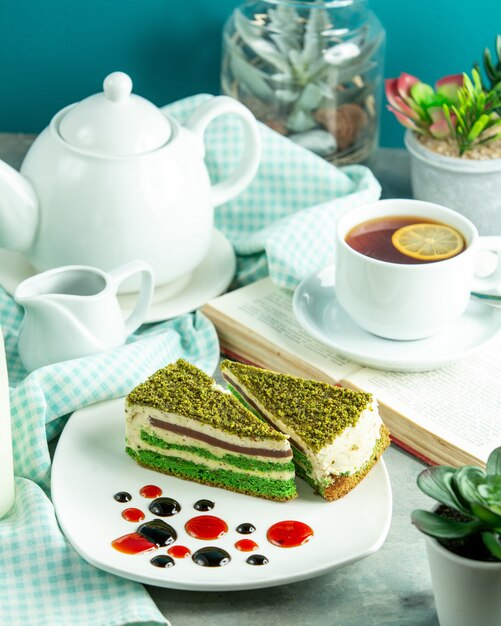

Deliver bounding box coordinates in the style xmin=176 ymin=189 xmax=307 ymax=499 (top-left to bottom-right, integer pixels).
xmin=171 ymin=95 xmax=381 ymax=289
xmin=0 ymin=94 xmax=380 ymax=626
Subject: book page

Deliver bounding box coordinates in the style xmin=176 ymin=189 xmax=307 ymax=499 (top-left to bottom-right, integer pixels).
xmin=205 ymin=278 xmax=361 ymax=381
xmin=346 ymin=337 xmax=501 ymax=463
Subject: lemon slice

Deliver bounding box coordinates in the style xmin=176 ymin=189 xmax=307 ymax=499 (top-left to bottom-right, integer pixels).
xmin=391 ymin=223 xmax=464 ymax=261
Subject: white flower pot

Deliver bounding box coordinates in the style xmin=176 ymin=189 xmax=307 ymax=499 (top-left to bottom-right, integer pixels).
xmin=405 ymin=129 xmax=501 ymax=235
xmin=425 ymin=535 xmax=501 ymax=626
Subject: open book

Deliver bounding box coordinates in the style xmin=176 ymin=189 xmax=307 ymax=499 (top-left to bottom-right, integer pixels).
xmin=202 ymin=278 xmax=501 ymax=468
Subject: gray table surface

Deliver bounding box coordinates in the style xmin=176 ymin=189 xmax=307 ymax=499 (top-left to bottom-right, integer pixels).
xmin=0 ymin=134 xmax=439 ymax=626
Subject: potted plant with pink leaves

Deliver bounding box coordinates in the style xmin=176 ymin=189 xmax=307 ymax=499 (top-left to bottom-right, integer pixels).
xmin=386 ymin=37 xmax=501 ymax=234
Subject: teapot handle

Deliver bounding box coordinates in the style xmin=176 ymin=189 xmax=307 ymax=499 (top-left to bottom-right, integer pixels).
xmin=184 ymin=96 xmax=261 ymax=207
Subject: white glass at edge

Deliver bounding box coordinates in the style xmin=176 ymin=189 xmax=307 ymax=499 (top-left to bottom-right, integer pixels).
xmin=0 ymin=328 xmax=14 ymax=518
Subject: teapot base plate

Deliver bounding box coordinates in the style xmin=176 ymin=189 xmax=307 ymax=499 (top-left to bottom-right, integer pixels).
xmin=119 ymin=229 xmax=235 ymax=321
xmin=0 ymin=229 xmax=236 ymax=323
xmin=153 ymin=272 xmax=193 ymax=302
xmin=118 ymin=271 xmax=193 ymax=300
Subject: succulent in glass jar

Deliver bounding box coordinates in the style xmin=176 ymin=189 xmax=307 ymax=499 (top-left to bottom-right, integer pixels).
xmin=221 ymin=0 xmax=385 ymax=164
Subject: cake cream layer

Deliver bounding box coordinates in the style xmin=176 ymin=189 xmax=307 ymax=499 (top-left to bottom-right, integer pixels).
xmin=126 ymin=405 xmax=292 ymax=470
xmin=223 ymin=371 xmax=383 ymax=482
xmin=128 ymin=439 xmax=294 ymax=481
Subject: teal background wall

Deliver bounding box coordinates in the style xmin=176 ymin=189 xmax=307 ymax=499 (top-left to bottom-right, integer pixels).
xmin=1 ymin=1 xmax=501 ymax=146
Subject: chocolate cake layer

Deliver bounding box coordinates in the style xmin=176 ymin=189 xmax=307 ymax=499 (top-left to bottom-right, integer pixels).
xmin=149 ymin=417 xmax=292 ymax=459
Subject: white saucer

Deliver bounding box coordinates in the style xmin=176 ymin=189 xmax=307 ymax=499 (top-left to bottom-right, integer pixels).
xmin=0 ymin=229 xmax=236 ymax=323
xmin=51 ymin=397 xmax=392 ymax=591
xmin=293 ymin=265 xmax=501 ymax=372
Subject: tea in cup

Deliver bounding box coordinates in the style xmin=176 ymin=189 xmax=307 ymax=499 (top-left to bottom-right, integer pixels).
xmin=335 ymin=199 xmax=501 ymax=340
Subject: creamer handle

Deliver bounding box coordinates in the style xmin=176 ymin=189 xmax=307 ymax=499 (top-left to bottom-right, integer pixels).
xmin=108 ymin=261 xmax=154 ymax=335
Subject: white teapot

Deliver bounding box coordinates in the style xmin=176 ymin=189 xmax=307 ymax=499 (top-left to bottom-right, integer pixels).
xmin=0 ymin=72 xmax=261 ymax=290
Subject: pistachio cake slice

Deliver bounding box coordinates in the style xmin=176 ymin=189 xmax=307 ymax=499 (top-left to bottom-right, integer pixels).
xmin=125 ymin=359 xmax=297 ymax=501
xmin=220 ymin=360 xmax=390 ymax=501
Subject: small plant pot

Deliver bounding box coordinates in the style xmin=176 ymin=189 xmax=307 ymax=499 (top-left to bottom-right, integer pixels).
xmin=405 ymin=130 xmax=501 ymax=235
xmin=425 ymin=535 xmax=501 ymax=626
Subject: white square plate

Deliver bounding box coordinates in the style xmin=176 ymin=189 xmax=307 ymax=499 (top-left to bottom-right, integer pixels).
xmin=52 ymin=397 xmax=392 ymax=590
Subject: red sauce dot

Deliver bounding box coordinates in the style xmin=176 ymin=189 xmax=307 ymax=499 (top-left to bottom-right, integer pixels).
xmin=139 ymin=484 xmax=162 ymax=498
xmin=121 ymin=507 xmax=145 ymax=523
xmin=111 ymin=532 xmax=156 ymax=554
xmin=168 ymin=545 xmax=192 ymax=559
xmin=267 ymin=520 xmax=313 ymax=548
xmin=235 ymin=539 xmax=258 ymax=552
xmin=185 ymin=515 xmax=228 ymax=540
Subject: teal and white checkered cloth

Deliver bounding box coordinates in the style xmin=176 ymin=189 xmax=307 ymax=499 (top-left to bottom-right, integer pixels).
xmin=0 ymin=94 xmax=380 ymax=626
xmin=171 ymin=95 xmax=381 ymax=289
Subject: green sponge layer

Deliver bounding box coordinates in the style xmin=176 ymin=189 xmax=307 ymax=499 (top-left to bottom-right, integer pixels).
xmin=126 ymin=447 xmax=297 ymax=501
xmin=291 ymin=446 xmax=313 ymax=474
xmin=140 ymin=430 xmax=294 ymax=474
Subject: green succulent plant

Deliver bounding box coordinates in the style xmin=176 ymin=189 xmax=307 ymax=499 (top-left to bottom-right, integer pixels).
xmin=411 ymin=446 xmax=501 ymax=561
xmin=387 ymin=68 xmax=501 ymax=156
xmin=444 ymin=69 xmax=501 ymax=155
xmin=385 ymin=72 xmax=463 ymax=138
xmin=479 ymin=34 xmax=501 ymax=92
xmin=224 ymin=3 xmax=382 ymax=133
xmin=231 ymin=5 xmax=331 ymax=132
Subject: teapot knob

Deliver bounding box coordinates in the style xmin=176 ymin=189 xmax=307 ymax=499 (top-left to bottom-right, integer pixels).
xmin=103 ymin=72 xmax=133 ymax=103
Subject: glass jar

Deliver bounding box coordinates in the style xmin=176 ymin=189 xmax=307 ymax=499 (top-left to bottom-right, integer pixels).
xmin=221 ymin=0 xmax=385 ymax=164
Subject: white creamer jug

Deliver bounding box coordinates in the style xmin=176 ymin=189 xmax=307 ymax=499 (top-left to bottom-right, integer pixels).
xmin=15 ymin=260 xmax=154 ymax=371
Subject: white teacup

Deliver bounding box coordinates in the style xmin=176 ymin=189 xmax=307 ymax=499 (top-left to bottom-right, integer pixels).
xmin=15 ymin=260 xmax=154 ymax=371
xmin=335 ymin=199 xmax=501 ymax=340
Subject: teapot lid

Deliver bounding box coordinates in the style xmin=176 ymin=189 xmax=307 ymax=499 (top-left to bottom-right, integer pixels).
xmin=58 ymin=72 xmax=172 ymax=156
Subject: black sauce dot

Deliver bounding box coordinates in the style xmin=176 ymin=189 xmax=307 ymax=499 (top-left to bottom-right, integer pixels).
xmin=150 ymin=555 xmax=175 ymax=568
xmin=237 ymin=522 xmax=256 ymax=534
xmin=137 ymin=519 xmax=177 ymax=547
xmin=246 ymin=554 xmax=269 ymax=566
xmin=113 ymin=491 xmax=132 ymax=503
xmin=192 ymin=547 xmax=231 ymax=567
xmin=194 ymin=499 xmax=215 ymax=512
xmin=148 ymin=497 xmax=181 ymax=517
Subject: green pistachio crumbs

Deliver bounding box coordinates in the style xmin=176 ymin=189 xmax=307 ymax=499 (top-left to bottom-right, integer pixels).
xmin=221 ymin=360 xmax=373 ymax=453
xmin=126 ymin=359 xmax=286 ymax=441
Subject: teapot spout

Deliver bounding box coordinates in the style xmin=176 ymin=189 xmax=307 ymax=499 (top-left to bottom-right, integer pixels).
xmin=0 ymin=160 xmax=38 ymax=252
